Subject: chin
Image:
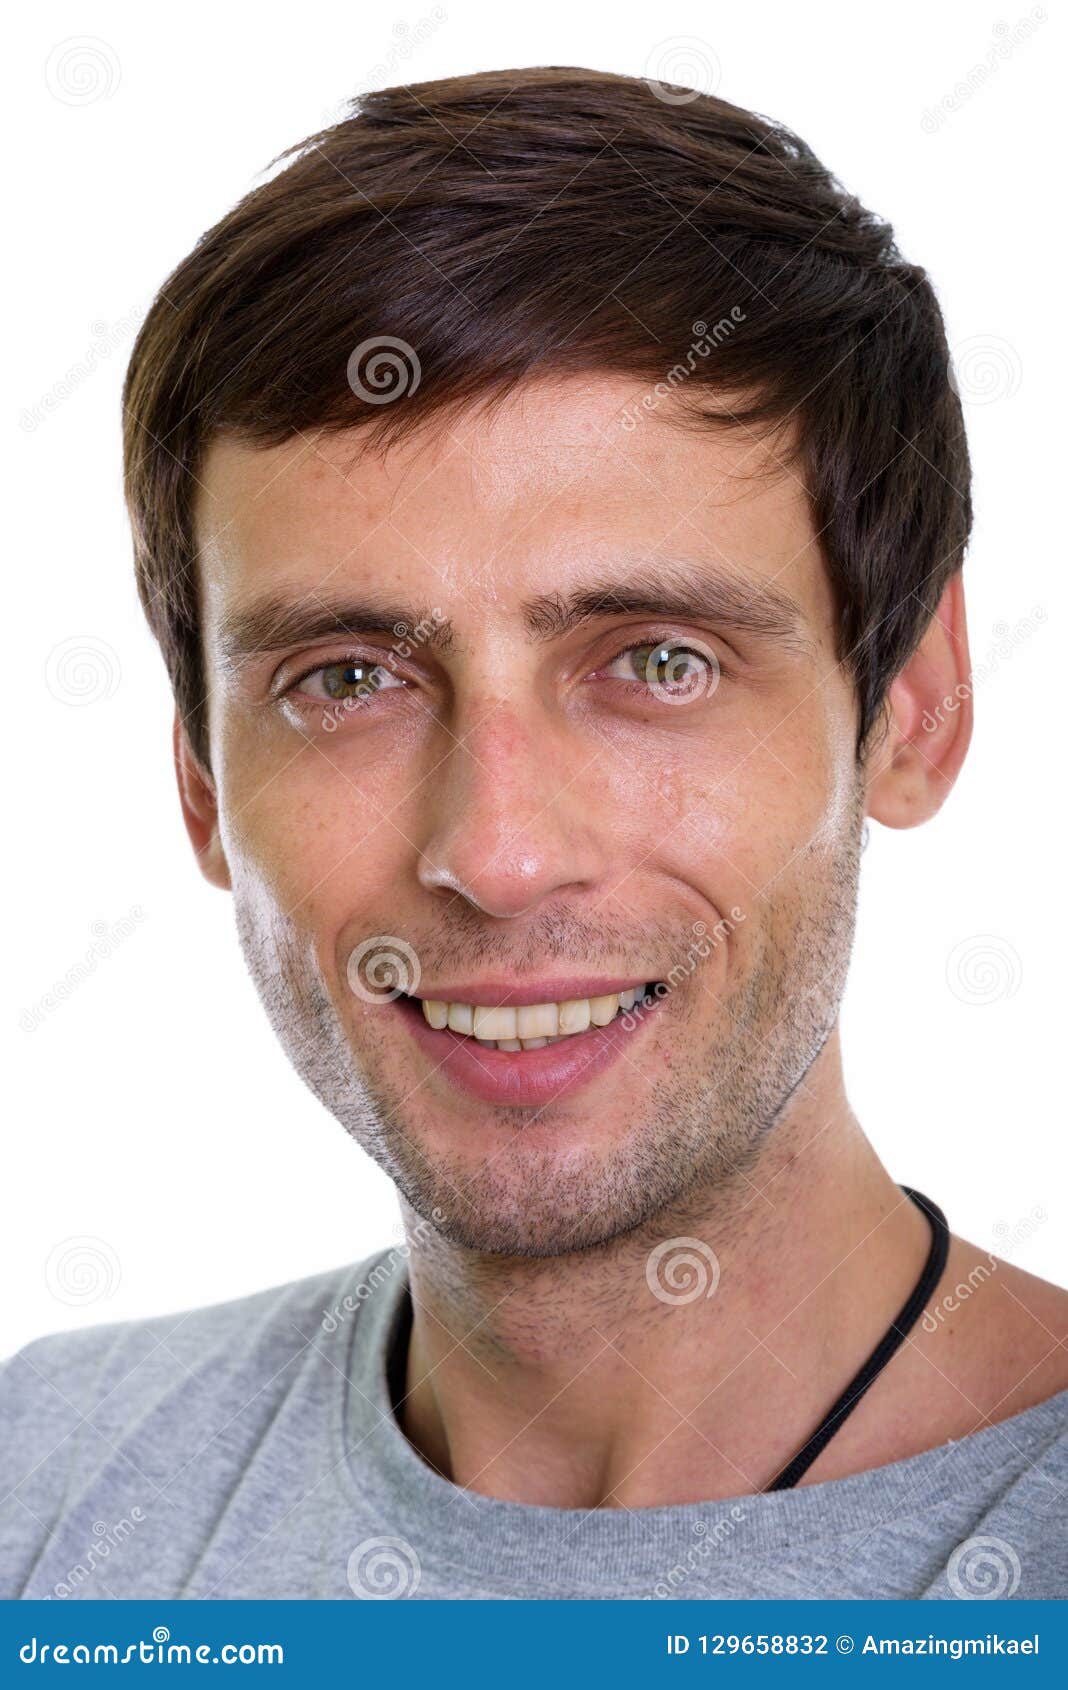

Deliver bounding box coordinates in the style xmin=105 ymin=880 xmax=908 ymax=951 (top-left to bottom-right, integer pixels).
xmin=381 ymin=1115 xmax=699 ymax=1262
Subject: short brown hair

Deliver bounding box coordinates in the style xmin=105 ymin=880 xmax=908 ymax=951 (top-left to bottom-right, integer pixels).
xmin=123 ymin=66 xmax=971 ymax=767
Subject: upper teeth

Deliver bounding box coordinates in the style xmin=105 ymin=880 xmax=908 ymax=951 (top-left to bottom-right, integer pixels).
xmin=421 ymin=988 xmax=640 ymax=1048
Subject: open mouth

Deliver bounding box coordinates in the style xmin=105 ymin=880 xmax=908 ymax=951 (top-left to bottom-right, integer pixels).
xmin=401 ymin=982 xmax=663 ymax=1050
xmin=393 ymin=980 xmax=665 ymax=1107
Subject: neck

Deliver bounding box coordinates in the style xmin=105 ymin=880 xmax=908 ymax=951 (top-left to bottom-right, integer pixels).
xmin=398 ymin=1030 xmax=930 ymax=1506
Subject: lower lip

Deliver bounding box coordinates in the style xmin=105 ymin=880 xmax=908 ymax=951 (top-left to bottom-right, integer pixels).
xmin=396 ymin=994 xmax=660 ymax=1107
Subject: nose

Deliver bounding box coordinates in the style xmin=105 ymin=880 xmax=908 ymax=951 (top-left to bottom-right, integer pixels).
xmin=415 ymin=700 xmax=605 ymax=918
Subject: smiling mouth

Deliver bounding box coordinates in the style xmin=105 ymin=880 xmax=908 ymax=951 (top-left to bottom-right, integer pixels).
xmin=404 ymin=982 xmax=664 ymax=1052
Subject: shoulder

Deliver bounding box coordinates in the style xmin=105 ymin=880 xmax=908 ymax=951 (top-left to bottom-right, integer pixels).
xmin=0 ymin=1253 xmax=391 ymax=1592
xmin=1 ymin=1258 xmax=366 ymax=1409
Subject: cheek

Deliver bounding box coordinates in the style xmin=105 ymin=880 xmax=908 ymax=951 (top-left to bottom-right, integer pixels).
xmin=632 ymin=719 xmax=855 ymax=906
xmin=217 ymin=747 xmax=404 ymax=946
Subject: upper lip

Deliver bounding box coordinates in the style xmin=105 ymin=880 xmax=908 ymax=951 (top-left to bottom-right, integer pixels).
xmin=407 ymin=975 xmax=652 ymax=1007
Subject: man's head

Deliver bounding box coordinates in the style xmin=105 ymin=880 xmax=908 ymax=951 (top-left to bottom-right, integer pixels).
xmin=123 ymin=68 xmax=973 ymax=1255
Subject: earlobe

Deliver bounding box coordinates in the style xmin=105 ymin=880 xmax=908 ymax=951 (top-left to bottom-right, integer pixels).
xmin=173 ymin=716 xmax=231 ymax=890
xmin=865 ymin=573 xmax=973 ymax=831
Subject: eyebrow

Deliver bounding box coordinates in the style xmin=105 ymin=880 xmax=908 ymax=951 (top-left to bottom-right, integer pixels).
xmin=521 ymin=563 xmax=812 ymax=652
xmin=215 ymin=561 xmax=812 ymax=667
xmin=216 ymin=595 xmax=455 ymax=667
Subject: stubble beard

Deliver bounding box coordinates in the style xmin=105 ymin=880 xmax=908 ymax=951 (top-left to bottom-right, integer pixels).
xmin=233 ymin=809 xmax=862 ymax=1261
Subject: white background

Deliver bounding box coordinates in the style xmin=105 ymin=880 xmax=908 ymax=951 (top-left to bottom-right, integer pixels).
xmin=5 ymin=0 xmax=1064 ymax=1355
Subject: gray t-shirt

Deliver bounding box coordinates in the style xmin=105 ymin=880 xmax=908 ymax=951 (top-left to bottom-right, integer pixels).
xmin=2 ymin=1250 xmax=1066 ymax=1600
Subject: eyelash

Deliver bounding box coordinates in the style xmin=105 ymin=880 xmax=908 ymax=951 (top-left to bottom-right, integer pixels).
xmin=600 ymin=634 xmax=725 ymax=678
xmin=283 ymin=633 xmax=725 ymax=711
xmin=284 ymin=655 xmax=403 ymax=701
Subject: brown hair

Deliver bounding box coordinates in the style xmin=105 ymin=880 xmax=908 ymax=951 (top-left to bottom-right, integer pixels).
xmin=123 ymin=66 xmax=971 ymax=766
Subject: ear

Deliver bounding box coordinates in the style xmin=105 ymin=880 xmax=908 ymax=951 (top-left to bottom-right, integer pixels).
xmin=865 ymin=572 xmax=973 ymax=829
xmin=173 ymin=715 xmax=231 ymax=889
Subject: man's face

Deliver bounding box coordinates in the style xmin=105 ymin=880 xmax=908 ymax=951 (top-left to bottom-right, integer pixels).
xmin=195 ymin=377 xmax=862 ymax=1255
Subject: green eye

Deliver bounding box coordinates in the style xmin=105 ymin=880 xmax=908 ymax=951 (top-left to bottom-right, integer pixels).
xmin=321 ymin=661 xmax=389 ymax=701
xmin=616 ymin=642 xmax=717 ymax=693
xmin=632 ymin=644 xmax=684 ymax=683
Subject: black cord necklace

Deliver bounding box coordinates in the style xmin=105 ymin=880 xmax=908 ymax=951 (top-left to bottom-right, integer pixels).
xmin=765 ymin=1185 xmax=950 ymax=1491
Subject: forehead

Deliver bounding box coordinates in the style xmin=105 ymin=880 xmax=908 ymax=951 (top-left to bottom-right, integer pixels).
xmin=194 ymin=375 xmax=828 ymax=628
